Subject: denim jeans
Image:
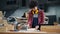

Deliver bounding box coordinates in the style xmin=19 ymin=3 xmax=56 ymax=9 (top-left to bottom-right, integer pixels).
xmin=32 ymin=17 xmax=41 ymax=30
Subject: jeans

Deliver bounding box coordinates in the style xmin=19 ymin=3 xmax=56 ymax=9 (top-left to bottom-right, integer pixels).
xmin=32 ymin=17 xmax=41 ymax=30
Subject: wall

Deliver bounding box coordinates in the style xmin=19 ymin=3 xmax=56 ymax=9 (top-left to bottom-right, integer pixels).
xmin=10 ymin=8 xmax=29 ymax=18
xmin=56 ymin=6 xmax=60 ymax=23
xmin=45 ymin=6 xmax=60 ymax=24
xmin=0 ymin=0 xmax=7 ymax=10
xmin=10 ymin=6 xmax=57 ymax=17
xmin=45 ymin=6 xmax=60 ymax=23
xmin=0 ymin=0 xmax=60 ymax=24
xmin=10 ymin=6 xmax=60 ymax=24
xmin=45 ymin=6 xmax=56 ymax=15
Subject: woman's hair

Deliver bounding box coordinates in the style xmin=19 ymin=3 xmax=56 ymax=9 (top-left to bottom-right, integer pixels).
xmin=29 ymin=1 xmax=38 ymax=9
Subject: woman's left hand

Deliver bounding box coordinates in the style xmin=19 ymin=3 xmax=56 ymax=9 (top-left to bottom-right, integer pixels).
xmin=35 ymin=26 xmax=39 ymax=30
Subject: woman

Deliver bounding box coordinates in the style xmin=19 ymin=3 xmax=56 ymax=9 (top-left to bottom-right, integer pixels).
xmin=28 ymin=1 xmax=45 ymax=30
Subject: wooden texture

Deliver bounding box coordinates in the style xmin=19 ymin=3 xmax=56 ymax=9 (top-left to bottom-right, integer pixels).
xmin=0 ymin=32 xmax=60 ymax=34
xmin=41 ymin=25 xmax=60 ymax=32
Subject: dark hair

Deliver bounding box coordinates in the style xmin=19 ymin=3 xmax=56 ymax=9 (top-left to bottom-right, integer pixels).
xmin=29 ymin=1 xmax=38 ymax=8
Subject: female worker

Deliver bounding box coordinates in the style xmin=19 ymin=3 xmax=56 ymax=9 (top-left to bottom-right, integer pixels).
xmin=28 ymin=1 xmax=45 ymax=30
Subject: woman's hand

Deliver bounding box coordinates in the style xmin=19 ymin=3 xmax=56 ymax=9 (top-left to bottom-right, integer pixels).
xmin=35 ymin=26 xmax=39 ymax=30
xmin=27 ymin=24 xmax=31 ymax=29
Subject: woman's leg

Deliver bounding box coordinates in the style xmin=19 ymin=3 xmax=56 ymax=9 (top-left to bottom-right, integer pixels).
xmin=38 ymin=24 xmax=41 ymax=30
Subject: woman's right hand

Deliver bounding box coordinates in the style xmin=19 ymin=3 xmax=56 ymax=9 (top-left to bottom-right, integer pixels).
xmin=35 ymin=25 xmax=39 ymax=30
xmin=27 ymin=24 xmax=31 ymax=29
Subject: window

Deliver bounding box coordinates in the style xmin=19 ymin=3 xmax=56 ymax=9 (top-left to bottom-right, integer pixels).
xmin=7 ymin=0 xmax=16 ymax=5
xmin=22 ymin=0 xmax=26 ymax=7
xmin=48 ymin=0 xmax=56 ymax=1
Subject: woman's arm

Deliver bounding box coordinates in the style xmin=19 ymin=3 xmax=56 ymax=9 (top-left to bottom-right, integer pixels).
xmin=40 ymin=10 xmax=45 ymax=24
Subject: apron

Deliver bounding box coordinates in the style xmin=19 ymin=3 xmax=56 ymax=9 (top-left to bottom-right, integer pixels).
xmin=32 ymin=13 xmax=41 ymax=30
xmin=32 ymin=17 xmax=38 ymax=28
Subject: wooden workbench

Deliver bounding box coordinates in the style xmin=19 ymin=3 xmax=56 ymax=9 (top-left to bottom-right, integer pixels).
xmin=0 ymin=31 xmax=60 ymax=34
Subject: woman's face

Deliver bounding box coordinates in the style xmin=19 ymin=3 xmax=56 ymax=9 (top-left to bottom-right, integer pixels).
xmin=32 ymin=6 xmax=37 ymax=11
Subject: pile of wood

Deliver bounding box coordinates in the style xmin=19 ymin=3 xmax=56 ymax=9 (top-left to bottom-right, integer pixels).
xmin=0 ymin=11 xmax=14 ymax=32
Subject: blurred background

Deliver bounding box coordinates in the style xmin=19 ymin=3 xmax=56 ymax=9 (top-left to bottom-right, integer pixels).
xmin=0 ymin=0 xmax=60 ymax=24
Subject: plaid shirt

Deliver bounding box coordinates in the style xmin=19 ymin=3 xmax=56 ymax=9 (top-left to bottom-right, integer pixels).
xmin=28 ymin=9 xmax=44 ymax=27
